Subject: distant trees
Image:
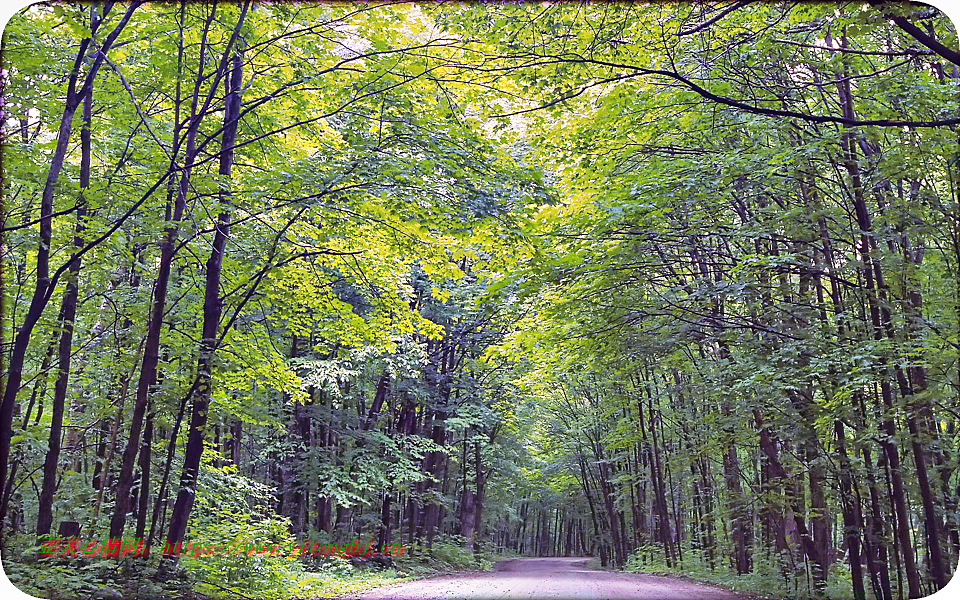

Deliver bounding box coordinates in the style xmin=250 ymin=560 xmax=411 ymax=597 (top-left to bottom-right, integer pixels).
xmin=2 ymin=3 xmax=958 ymax=600
xmin=436 ymin=2 xmax=960 ymax=598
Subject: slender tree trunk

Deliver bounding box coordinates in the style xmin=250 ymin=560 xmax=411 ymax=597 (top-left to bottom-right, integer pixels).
xmin=110 ymin=3 xmax=216 ymax=541
xmin=835 ymin=420 xmax=867 ymax=600
xmin=280 ymin=337 xmax=301 ymax=529
xmin=0 ymin=3 xmax=138 ymax=531
xmin=833 ymin=38 xmax=925 ymax=597
xmin=35 ymin=84 xmax=93 ymax=538
xmin=135 ymin=400 xmax=154 ymax=540
xmin=420 ymin=340 xmax=452 ymax=547
xmin=159 ymin=41 xmax=243 ymax=573
xmin=753 ymin=410 xmax=827 ymax=592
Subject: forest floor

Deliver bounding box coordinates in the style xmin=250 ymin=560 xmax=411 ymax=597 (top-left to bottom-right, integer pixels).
xmin=338 ymin=556 xmax=750 ymax=599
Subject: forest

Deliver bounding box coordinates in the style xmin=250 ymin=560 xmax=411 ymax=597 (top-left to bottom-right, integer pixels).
xmin=1 ymin=1 xmax=959 ymax=599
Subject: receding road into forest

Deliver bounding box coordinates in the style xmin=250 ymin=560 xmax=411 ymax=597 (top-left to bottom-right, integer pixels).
xmin=344 ymin=557 xmax=747 ymax=600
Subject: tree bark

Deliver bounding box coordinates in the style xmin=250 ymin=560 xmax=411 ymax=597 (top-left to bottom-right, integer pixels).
xmin=109 ymin=3 xmax=217 ymax=541
xmin=0 ymin=2 xmax=139 ymax=531
xmin=159 ymin=40 xmax=244 ymax=573
xmin=36 ymin=83 xmax=92 ymax=538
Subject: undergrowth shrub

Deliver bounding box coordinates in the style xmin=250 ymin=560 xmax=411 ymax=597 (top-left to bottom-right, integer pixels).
xmin=625 ymin=544 xmax=856 ymax=600
xmin=176 ymin=459 xmax=304 ymax=598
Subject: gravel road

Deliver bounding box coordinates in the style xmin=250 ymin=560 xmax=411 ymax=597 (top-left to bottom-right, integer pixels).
xmin=341 ymin=556 xmax=748 ymax=599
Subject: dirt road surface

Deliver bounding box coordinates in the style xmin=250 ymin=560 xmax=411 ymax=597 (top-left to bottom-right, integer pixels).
xmin=342 ymin=557 xmax=748 ymax=599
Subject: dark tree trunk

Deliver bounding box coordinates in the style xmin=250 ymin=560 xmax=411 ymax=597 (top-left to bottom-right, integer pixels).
xmin=835 ymin=420 xmax=866 ymax=600
xmin=378 ymin=490 xmax=392 ymax=550
xmin=420 ymin=340 xmax=453 ymax=546
xmin=135 ymin=401 xmax=154 ymax=540
xmin=753 ymin=410 xmax=827 ymax=586
xmin=110 ymin=4 xmax=215 ymax=541
xmin=92 ymin=417 xmax=110 ymax=490
xmin=36 ymin=81 xmax=93 ymax=539
xmin=159 ymin=41 xmax=244 ymax=573
xmin=280 ymin=337 xmax=302 ymax=530
xmin=1 ymin=3 xmax=138 ymax=531
xmin=834 ymin=42 xmax=924 ymax=597
xmin=227 ymin=419 xmax=242 ymax=465
xmin=459 ymin=488 xmax=477 ymax=549
xmin=637 ymin=378 xmax=672 ymax=568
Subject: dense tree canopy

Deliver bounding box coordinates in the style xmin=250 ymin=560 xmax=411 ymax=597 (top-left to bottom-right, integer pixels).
xmin=1 ymin=2 xmax=959 ymax=599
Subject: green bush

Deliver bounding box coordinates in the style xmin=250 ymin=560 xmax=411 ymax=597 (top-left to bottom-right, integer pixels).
xmin=625 ymin=544 xmax=857 ymax=600
xmin=390 ymin=535 xmax=493 ymax=575
xmin=2 ymin=534 xmax=192 ymax=600
xmin=174 ymin=460 xmax=305 ymax=598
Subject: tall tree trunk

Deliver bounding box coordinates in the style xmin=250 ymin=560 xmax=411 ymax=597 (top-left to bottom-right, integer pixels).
xmin=159 ymin=41 xmax=243 ymax=573
xmin=753 ymin=411 xmax=827 ymax=583
xmin=280 ymin=337 xmax=302 ymax=530
xmin=135 ymin=400 xmax=155 ymax=540
xmin=833 ymin=37 xmax=925 ymax=597
xmin=0 ymin=2 xmax=138 ymax=531
xmin=639 ymin=379 xmax=672 ymax=568
xmin=834 ymin=420 xmax=867 ymax=600
xmin=420 ymin=339 xmax=452 ymax=547
xmin=36 ymin=83 xmax=93 ymax=538
xmin=109 ymin=3 xmax=217 ymax=541
xmin=719 ymin=381 xmax=751 ymax=572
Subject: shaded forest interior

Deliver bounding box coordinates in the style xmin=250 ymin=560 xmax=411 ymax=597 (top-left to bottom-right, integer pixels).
xmin=2 ymin=2 xmax=960 ymax=599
